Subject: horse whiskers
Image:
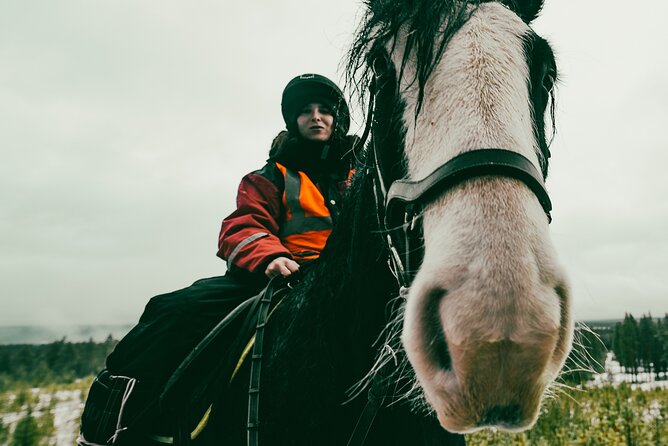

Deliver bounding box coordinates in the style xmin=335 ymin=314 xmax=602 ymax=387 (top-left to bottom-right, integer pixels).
xmin=345 ymin=294 xmax=406 ymax=400
xmin=572 ymin=322 xmax=606 ymax=368
xmin=376 ymin=206 xmax=435 ymax=235
xmin=554 ymin=322 xmax=605 ymax=386
xmin=388 ymin=363 xmax=423 ymax=403
xmin=344 ymin=347 xmax=395 ymax=403
xmin=544 ymin=382 xmax=583 ymax=407
xmin=345 ymin=293 xmax=430 ymax=413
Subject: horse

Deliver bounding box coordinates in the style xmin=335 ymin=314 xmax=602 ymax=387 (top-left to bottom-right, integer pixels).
xmin=173 ymin=0 xmax=573 ymax=444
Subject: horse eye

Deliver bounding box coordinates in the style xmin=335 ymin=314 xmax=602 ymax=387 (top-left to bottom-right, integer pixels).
xmin=371 ymin=53 xmax=389 ymax=77
xmin=543 ymin=72 xmax=556 ymax=92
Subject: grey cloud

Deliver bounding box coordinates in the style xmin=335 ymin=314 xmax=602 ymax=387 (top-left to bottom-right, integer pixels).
xmin=0 ymin=0 xmax=666 ymax=325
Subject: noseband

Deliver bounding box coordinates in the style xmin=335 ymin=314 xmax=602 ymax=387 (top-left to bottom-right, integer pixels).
xmin=360 ymin=59 xmax=553 ymax=288
xmin=380 ymin=147 xmax=552 ymax=287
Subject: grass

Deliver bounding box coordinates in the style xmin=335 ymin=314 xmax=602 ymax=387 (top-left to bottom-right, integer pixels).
xmin=466 ymin=384 xmax=667 ymax=445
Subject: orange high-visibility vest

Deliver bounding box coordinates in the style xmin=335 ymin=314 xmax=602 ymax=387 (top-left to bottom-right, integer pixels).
xmin=275 ymin=162 xmax=334 ymax=262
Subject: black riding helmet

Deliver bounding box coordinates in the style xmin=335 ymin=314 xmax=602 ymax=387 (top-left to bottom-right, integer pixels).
xmin=281 ymin=74 xmax=350 ymax=138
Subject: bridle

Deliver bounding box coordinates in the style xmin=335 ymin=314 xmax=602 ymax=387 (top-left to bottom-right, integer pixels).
xmin=379 ymin=148 xmax=552 ymax=287
xmin=361 ymin=50 xmax=553 ymax=289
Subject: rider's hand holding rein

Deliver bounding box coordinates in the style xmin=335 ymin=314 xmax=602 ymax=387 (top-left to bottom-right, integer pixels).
xmin=265 ymin=257 xmax=300 ymax=278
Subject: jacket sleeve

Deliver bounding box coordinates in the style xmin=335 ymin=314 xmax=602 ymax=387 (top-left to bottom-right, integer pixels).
xmin=217 ymin=166 xmax=292 ymax=274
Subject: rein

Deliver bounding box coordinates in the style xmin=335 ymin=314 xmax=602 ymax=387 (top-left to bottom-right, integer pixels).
xmin=247 ymin=276 xmax=288 ymax=446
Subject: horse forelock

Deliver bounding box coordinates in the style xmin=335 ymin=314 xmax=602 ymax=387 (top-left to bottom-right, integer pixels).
xmin=346 ymin=0 xmax=477 ymax=115
xmin=346 ymin=1 xmax=545 ymax=110
xmin=346 ymin=1 xmax=556 ymax=182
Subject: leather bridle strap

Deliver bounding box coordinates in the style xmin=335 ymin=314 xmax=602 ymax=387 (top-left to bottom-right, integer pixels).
xmin=247 ymin=276 xmax=288 ymax=446
xmin=380 ymin=148 xmax=552 ymax=287
xmin=385 ymin=148 xmax=552 ymax=224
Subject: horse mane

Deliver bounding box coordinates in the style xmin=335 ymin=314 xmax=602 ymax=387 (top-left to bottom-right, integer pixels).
xmin=262 ymin=150 xmax=404 ymax=423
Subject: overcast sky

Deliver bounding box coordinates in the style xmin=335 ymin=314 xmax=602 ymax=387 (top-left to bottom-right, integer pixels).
xmin=1 ymin=0 xmax=666 ymax=326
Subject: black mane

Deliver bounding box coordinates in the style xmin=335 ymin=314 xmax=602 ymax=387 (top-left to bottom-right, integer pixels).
xmin=258 ymin=151 xmax=406 ymax=434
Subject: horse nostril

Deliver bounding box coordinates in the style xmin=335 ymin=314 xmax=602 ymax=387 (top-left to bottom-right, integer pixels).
xmin=424 ymin=287 xmax=451 ymax=370
xmin=478 ymin=404 xmax=523 ymax=427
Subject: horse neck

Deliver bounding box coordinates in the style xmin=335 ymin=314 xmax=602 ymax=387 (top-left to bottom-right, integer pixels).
xmin=264 ymin=166 xmax=396 ymax=406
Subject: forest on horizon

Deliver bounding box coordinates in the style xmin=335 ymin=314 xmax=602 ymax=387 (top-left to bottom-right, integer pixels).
xmin=0 ymin=313 xmax=667 ymax=391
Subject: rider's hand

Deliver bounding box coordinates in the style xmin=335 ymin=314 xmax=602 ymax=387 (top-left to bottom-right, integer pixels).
xmin=265 ymin=257 xmax=300 ymax=278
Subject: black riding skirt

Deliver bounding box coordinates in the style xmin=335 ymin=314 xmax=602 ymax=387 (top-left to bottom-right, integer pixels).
xmin=106 ymin=273 xmax=265 ymax=382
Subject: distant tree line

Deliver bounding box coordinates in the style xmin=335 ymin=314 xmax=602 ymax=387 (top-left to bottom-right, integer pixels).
xmin=612 ymin=313 xmax=668 ymax=379
xmin=1 ymin=315 xmax=667 ymax=391
xmin=0 ymin=336 xmax=117 ymax=391
xmin=540 ymin=313 xmax=668 ymax=385
xmin=562 ymin=313 xmax=668 ymax=384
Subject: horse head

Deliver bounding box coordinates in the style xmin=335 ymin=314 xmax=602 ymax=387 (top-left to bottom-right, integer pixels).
xmin=348 ymin=0 xmax=572 ymax=433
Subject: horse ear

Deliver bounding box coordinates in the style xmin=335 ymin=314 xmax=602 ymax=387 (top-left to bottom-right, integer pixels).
xmin=499 ymin=0 xmax=544 ymax=23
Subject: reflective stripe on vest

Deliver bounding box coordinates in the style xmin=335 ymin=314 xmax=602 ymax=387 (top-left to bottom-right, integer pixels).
xmin=275 ymin=163 xmax=333 ymax=238
xmin=227 ymin=232 xmax=269 ymax=269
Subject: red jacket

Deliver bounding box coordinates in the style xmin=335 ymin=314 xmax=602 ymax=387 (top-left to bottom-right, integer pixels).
xmin=218 ymin=161 xmax=352 ymax=274
xmin=218 ymin=132 xmax=357 ymax=274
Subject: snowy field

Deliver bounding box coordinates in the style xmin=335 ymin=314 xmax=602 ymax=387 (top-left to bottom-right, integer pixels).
xmin=1 ymin=388 xmax=83 ymax=445
xmin=2 ymin=354 xmax=667 ymax=445
xmin=590 ymin=352 xmax=668 ymax=391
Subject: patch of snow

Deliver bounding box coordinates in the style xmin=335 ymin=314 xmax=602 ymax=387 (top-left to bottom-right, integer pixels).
xmin=589 ymin=352 xmax=668 ymax=390
xmin=1 ymin=388 xmax=84 ymax=445
xmin=642 ymin=400 xmax=662 ymax=424
xmin=53 ymin=390 xmax=84 ymax=446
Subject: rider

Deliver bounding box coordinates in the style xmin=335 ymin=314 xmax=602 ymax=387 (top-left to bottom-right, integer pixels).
xmin=107 ymin=74 xmax=356 ymax=378
xmin=106 ymin=73 xmax=355 ymax=379
xmin=80 ymin=74 xmax=357 ymax=445
xmin=218 ymin=73 xmax=356 ymax=280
